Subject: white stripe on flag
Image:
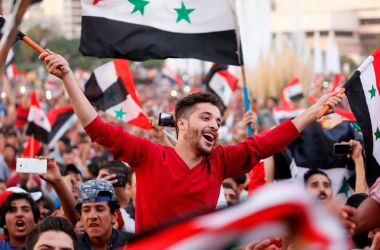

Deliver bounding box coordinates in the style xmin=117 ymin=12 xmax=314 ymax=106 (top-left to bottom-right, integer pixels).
xmin=359 ymin=58 xmax=380 ymax=165
xmin=94 ymin=61 xmax=118 ymax=92
xmin=28 ymin=106 xmax=51 ymax=132
xmin=209 ymin=73 xmax=233 ymax=107
xmin=82 ymin=0 xmax=235 ymax=34
xmin=284 ymin=83 xmax=302 ymax=101
xmin=106 ymin=95 xmax=141 ymax=122
xmin=48 ymin=114 xmax=77 ymax=149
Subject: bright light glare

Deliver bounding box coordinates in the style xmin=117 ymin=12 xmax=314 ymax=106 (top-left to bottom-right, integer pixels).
xmin=46 ymin=90 xmax=52 ymax=100
xmin=183 ymin=86 xmax=191 ymax=93
xmin=322 ymin=81 xmax=329 ymax=89
xmin=0 ymin=91 xmax=6 ymax=99
xmin=20 ymin=86 xmax=26 ymax=94
xmin=170 ymin=90 xmax=178 ymax=97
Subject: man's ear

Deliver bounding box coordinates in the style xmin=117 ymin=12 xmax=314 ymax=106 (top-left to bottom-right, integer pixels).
xmin=177 ymin=117 xmax=186 ymax=130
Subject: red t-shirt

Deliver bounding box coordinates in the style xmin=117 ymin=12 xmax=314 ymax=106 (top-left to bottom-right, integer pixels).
xmin=85 ymin=116 xmax=299 ymax=232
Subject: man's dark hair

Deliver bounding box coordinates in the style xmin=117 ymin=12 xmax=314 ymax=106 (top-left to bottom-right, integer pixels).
xmin=303 ymin=169 xmax=331 ymax=185
xmin=0 ymin=193 xmax=40 ymax=238
xmin=25 ymin=216 xmax=77 ymax=250
xmin=232 ymin=174 xmax=247 ymax=186
xmin=222 ymin=182 xmax=235 ymax=190
xmin=268 ymin=96 xmax=279 ymax=106
xmin=174 ymin=92 xmax=224 ymax=134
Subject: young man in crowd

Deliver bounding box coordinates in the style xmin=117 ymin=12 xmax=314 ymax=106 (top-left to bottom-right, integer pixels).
xmin=0 ymin=190 xmax=39 ymax=249
xmin=75 ymin=179 xmax=133 ymax=249
xmin=40 ymin=50 xmax=343 ymax=232
xmin=304 ymin=169 xmax=333 ymax=203
xmin=25 ymin=216 xmax=77 ymax=250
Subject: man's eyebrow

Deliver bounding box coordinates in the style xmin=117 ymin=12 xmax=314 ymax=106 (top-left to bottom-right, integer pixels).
xmin=200 ymin=112 xmax=221 ymax=122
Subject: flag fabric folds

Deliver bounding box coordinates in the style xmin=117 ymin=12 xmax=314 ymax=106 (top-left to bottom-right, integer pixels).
xmin=5 ymin=48 xmax=17 ymax=79
xmin=124 ymin=183 xmax=347 ymax=250
xmin=161 ymin=64 xmax=184 ymax=87
xmin=47 ymin=106 xmax=77 ymax=149
xmin=280 ymin=77 xmax=303 ymax=107
xmin=204 ymin=64 xmax=238 ymax=108
xmin=80 ymin=0 xmax=240 ymax=65
xmin=84 ymin=59 xmax=152 ymax=130
xmin=344 ymin=46 xmax=380 ymax=186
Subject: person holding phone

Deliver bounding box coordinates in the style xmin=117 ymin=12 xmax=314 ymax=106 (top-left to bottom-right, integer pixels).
xmin=40 ymin=50 xmax=344 ymax=233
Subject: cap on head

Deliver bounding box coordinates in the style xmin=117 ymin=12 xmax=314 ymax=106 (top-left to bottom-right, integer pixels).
xmin=76 ymin=180 xmax=116 ymax=208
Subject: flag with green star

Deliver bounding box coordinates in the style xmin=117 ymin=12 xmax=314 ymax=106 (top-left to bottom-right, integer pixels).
xmin=80 ymin=0 xmax=241 ymax=65
xmin=84 ymin=59 xmax=152 ymax=130
xmin=204 ymin=64 xmax=238 ymax=108
xmin=345 ymin=46 xmax=380 ymax=186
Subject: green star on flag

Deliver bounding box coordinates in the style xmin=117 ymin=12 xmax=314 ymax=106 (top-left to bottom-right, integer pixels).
xmin=115 ymin=107 xmax=126 ymax=120
xmin=374 ymin=127 xmax=380 ymax=140
xmin=369 ymin=85 xmax=377 ymax=99
xmin=219 ymin=85 xmax=225 ymax=94
xmin=338 ymin=177 xmax=350 ymax=197
xmin=174 ymin=1 xmax=195 ymax=23
xmin=128 ymin=0 xmax=150 ymax=15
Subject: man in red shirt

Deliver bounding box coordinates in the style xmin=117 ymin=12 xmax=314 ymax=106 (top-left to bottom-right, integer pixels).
xmin=40 ymin=50 xmax=343 ymax=232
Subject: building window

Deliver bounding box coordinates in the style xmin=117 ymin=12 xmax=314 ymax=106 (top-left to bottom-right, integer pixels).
xmin=360 ymin=19 xmax=380 ymax=25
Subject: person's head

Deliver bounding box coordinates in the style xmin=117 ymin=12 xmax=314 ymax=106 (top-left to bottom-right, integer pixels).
xmin=0 ymin=192 xmax=39 ymax=245
xmin=174 ymin=92 xmax=224 ymax=156
xmin=75 ymin=180 xmax=119 ymax=241
xmin=25 ymin=216 xmax=77 ymax=250
xmin=304 ymin=169 xmax=333 ymax=202
xmin=62 ymin=147 xmax=74 ymax=165
xmin=64 ymin=164 xmax=83 ymax=184
xmin=3 ymin=144 xmax=17 ymax=164
xmin=56 ymin=137 xmax=70 ymax=154
xmin=267 ymin=96 xmax=279 ymax=110
xmin=100 ymin=161 xmax=130 ymax=189
xmin=222 ymin=182 xmax=238 ymax=206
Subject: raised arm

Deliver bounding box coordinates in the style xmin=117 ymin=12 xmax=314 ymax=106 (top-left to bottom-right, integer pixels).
xmin=292 ymin=91 xmax=343 ymax=133
xmin=39 ymin=50 xmax=97 ymax=127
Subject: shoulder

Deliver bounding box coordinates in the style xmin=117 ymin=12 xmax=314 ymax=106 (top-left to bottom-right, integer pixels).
xmin=112 ymin=229 xmax=134 ymax=245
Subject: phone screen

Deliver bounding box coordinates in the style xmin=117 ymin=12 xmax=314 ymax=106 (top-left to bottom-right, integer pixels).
xmin=333 ymin=144 xmax=353 ymax=155
xmin=158 ymin=113 xmax=175 ymax=127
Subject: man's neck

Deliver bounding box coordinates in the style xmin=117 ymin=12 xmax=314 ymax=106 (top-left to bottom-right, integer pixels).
xmin=90 ymin=229 xmax=113 ymax=250
xmin=174 ymin=141 xmax=202 ymax=169
xmin=9 ymin=236 xmax=25 ymax=248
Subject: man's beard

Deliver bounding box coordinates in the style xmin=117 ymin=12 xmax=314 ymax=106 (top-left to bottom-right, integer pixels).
xmin=184 ymin=126 xmax=213 ymax=156
xmin=317 ymin=191 xmax=328 ymax=200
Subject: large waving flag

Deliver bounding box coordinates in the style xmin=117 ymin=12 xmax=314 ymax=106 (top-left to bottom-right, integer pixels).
xmin=280 ymin=77 xmax=303 ymax=108
xmin=204 ymin=64 xmax=238 ymax=108
xmin=125 ymin=183 xmax=347 ymax=250
xmin=47 ymin=106 xmax=77 ymax=149
xmin=84 ymin=59 xmax=152 ymax=130
xmin=344 ymin=46 xmax=380 ymax=186
xmin=80 ymin=0 xmax=240 ymax=65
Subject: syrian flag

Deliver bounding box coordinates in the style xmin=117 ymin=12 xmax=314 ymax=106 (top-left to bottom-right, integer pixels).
xmin=280 ymin=77 xmax=303 ymax=107
xmin=80 ymin=0 xmax=240 ymax=65
xmin=84 ymin=59 xmax=152 ymax=130
xmin=5 ymin=48 xmax=17 ymax=79
xmin=125 ymin=183 xmax=347 ymax=250
xmin=272 ymin=106 xmax=305 ymax=124
xmin=25 ymin=92 xmax=51 ymax=143
xmin=344 ymin=46 xmax=380 ymax=186
xmin=161 ymin=64 xmax=184 ymax=87
xmin=204 ymin=64 xmax=238 ymax=108
xmin=47 ymin=106 xmax=77 ymax=149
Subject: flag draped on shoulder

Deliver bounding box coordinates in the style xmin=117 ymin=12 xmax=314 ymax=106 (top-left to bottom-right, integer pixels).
xmin=280 ymin=77 xmax=303 ymax=107
xmin=80 ymin=0 xmax=240 ymax=65
xmin=124 ymin=183 xmax=347 ymax=250
xmin=204 ymin=64 xmax=238 ymax=108
xmin=84 ymin=59 xmax=152 ymax=130
xmin=344 ymin=46 xmax=380 ymax=186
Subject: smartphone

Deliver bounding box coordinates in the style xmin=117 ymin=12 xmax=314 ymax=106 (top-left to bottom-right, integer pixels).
xmin=158 ymin=112 xmax=175 ymax=127
xmin=113 ymin=173 xmax=126 ymax=187
xmin=16 ymin=158 xmax=47 ymax=174
xmin=333 ymin=143 xmax=353 ymax=155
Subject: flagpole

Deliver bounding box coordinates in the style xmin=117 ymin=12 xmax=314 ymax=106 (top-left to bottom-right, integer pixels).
xmin=229 ymin=0 xmax=253 ymax=136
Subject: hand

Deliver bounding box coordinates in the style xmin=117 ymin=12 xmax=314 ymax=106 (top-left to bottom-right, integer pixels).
xmin=38 ymin=157 xmax=62 ymax=184
xmin=243 ymin=110 xmax=258 ymax=131
xmin=314 ymin=91 xmax=344 ymax=117
xmin=338 ymin=205 xmax=357 ymax=235
xmin=349 ymin=140 xmax=363 ymax=161
xmin=365 ymin=232 xmax=380 ymax=250
xmin=97 ymin=168 xmax=117 ymax=185
xmin=39 ymin=49 xmax=71 ymax=79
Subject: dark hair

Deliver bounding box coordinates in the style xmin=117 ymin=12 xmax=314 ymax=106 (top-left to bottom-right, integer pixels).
xmin=25 ymin=216 xmax=77 ymax=250
xmin=232 ymin=174 xmax=247 ymax=186
xmin=303 ymin=169 xmax=331 ymax=185
xmin=222 ymin=182 xmax=235 ymax=190
xmin=174 ymin=92 xmax=224 ymax=134
xmin=268 ymin=96 xmax=279 ymax=105
xmin=0 ymin=193 xmax=40 ymax=238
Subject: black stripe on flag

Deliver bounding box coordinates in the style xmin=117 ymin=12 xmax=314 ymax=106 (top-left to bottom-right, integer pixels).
xmin=80 ymin=16 xmax=240 ymax=66
xmin=26 ymin=122 xmax=49 ymax=143
xmin=344 ymin=70 xmax=380 ymax=185
xmin=47 ymin=109 xmax=75 ymax=149
xmin=85 ymin=75 xmax=128 ymax=111
xmin=289 ymin=93 xmax=304 ymax=102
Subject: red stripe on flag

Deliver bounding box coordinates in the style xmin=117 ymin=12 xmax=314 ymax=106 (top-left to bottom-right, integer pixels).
xmin=217 ymin=70 xmax=238 ymax=91
xmin=128 ymin=112 xmax=153 ymax=130
xmin=371 ymin=46 xmax=380 ymax=96
xmin=113 ymin=59 xmax=141 ymax=106
xmin=47 ymin=106 xmax=73 ymax=125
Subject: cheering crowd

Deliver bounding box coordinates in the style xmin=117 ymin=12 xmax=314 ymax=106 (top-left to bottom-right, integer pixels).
xmin=0 ymin=49 xmax=378 ymax=249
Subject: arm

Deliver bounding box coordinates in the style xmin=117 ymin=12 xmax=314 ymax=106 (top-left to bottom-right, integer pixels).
xmin=39 ymin=157 xmax=79 ymax=225
xmin=292 ymin=91 xmax=343 ymax=133
xmin=39 ymin=50 xmax=97 ymax=127
xmin=349 ymin=140 xmax=368 ymax=193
